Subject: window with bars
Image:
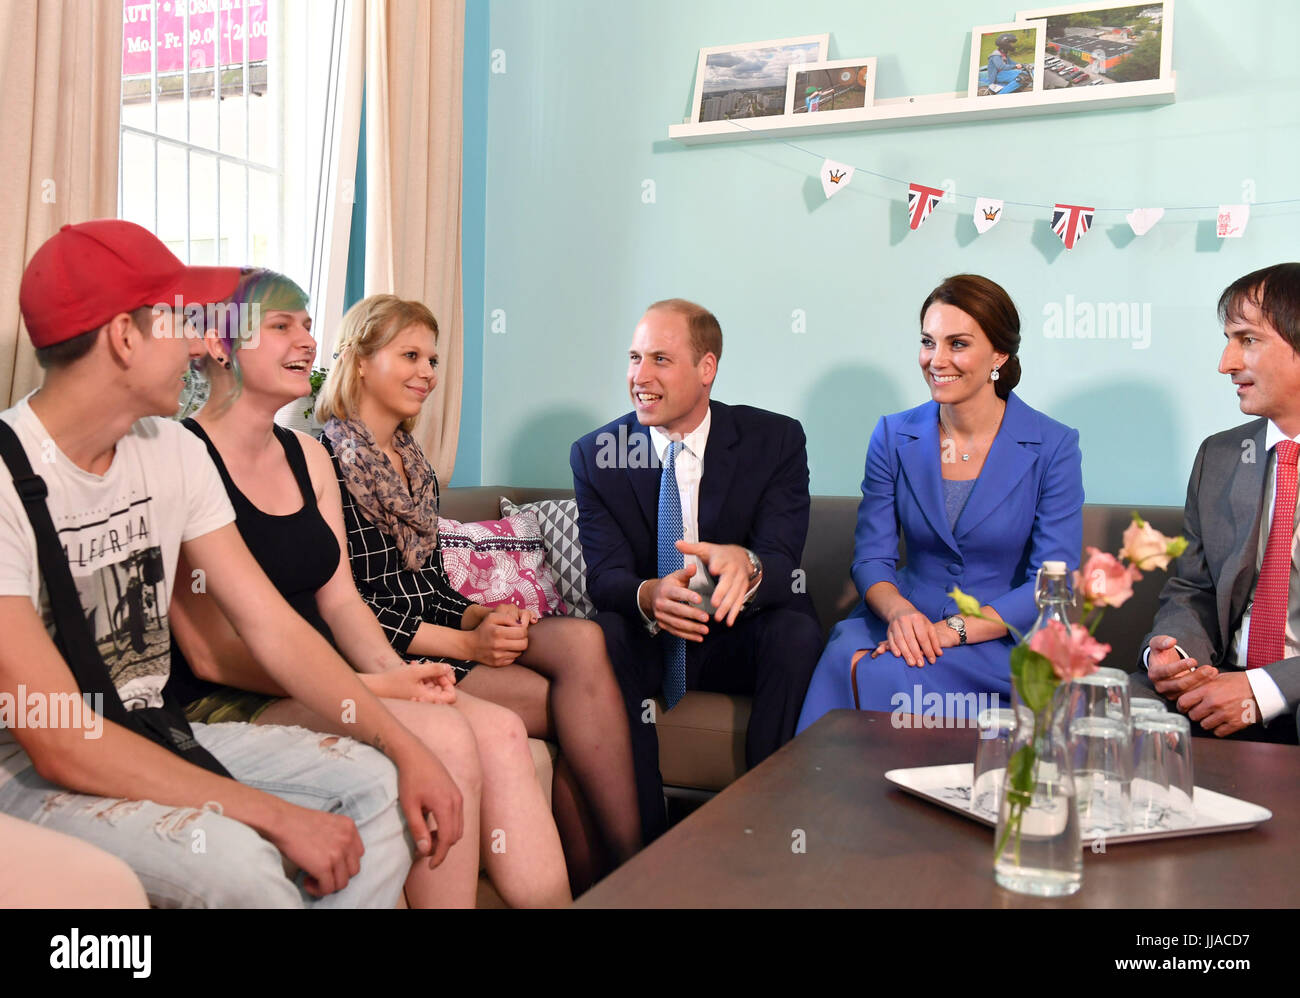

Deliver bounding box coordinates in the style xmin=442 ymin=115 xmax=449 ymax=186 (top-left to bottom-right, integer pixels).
xmin=119 ymin=0 xmax=349 ymax=312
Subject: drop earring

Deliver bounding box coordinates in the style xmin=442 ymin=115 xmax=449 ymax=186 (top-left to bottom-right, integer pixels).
xmin=990 ymin=366 xmax=1000 ymax=382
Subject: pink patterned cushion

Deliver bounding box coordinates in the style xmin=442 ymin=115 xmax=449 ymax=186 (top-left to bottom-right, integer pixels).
xmin=438 ymin=511 xmax=567 ymax=617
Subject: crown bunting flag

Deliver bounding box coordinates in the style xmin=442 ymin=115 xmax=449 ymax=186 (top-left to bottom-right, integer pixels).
xmin=1051 ymin=203 xmax=1095 ymax=250
xmin=1126 ymin=207 xmax=1163 ymax=236
xmin=907 ymin=182 xmax=945 ymax=230
xmin=973 ymin=197 xmax=1003 ymax=234
xmin=820 ymin=158 xmax=855 ymax=199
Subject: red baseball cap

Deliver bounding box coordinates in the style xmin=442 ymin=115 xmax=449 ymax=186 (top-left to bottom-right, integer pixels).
xmin=19 ymin=219 xmax=241 ymax=349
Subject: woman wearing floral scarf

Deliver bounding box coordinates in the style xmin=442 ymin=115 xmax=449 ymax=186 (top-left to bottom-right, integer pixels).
xmin=318 ymin=295 xmax=641 ymax=891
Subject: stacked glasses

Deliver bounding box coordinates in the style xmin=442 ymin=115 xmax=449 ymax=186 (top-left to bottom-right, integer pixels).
xmin=1064 ymin=674 xmax=1195 ymax=834
xmin=1131 ymin=709 xmax=1195 ymax=829
xmin=1067 ymin=667 xmax=1133 ymax=836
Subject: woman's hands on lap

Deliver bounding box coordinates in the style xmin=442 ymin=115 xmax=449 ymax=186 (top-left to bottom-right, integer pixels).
xmin=871 ymin=604 xmax=959 ymax=667
xmin=461 ymin=603 xmax=536 ymax=666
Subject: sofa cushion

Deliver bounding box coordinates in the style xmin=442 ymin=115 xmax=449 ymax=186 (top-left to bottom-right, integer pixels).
xmin=438 ymin=511 xmax=567 ymax=617
xmin=654 ymin=692 xmax=752 ymax=791
xmin=500 ymin=497 xmax=596 ymax=618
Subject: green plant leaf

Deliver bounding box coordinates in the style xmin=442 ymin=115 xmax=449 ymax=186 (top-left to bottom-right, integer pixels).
xmin=1010 ymin=645 xmax=1059 ymax=714
xmin=1007 ymin=744 xmax=1036 ymax=798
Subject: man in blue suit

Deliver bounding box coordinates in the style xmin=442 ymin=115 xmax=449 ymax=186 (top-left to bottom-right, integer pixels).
xmin=571 ymin=299 xmax=823 ymax=840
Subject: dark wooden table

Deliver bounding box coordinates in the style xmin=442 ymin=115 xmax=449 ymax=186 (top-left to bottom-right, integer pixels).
xmin=577 ymin=710 xmax=1299 ymax=908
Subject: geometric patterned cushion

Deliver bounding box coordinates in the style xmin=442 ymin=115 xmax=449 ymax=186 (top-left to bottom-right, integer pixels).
xmin=500 ymin=497 xmax=595 ymax=619
xmin=438 ymin=510 xmax=567 ymax=618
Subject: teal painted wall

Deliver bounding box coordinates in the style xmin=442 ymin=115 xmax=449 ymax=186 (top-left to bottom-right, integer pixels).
xmin=478 ymin=0 xmax=1300 ymax=504
xmin=343 ymin=93 xmax=367 ymax=313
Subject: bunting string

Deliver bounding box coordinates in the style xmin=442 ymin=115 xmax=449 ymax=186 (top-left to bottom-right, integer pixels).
xmin=713 ymin=117 xmax=1300 ymax=214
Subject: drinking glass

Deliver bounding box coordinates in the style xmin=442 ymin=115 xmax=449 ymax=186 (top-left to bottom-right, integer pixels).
xmin=1132 ymin=712 xmax=1195 ymax=830
xmin=972 ymin=708 xmax=1016 ymax=818
xmin=1068 ymin=668 xmax=1132 ymax=834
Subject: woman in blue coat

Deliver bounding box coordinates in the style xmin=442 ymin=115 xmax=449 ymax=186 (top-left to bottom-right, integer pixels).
xmin=797 ymin=275 xmax=1083 ymax=730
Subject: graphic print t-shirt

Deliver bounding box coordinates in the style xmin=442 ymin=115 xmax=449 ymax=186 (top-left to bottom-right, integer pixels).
xmin=0 ymin=395 xmax=234 ymax=781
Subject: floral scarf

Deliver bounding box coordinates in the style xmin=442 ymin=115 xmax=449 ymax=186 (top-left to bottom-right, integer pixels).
xmin=322 ymin=417 xmax=440 ymax=572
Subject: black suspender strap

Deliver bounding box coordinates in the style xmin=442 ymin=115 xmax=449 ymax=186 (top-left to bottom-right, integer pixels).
xmin=0 ymin=419 xmax=231 ymax=777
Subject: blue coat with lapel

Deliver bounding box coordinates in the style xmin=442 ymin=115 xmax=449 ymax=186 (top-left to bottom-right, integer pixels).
xmin=855 ymin=391 xmax=1084 ymax=632
xmin=797 ymin=391 xmax=1084 ymax=725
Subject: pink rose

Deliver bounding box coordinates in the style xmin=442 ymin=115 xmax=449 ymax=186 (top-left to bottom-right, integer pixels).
xmin=1027 ymin=619 xmax=1111 ymax=681
xmin=1121 ymin=516 xmax=1185 ymax=571
xmin=1074 ymin=546 xmax=1142 ymax=608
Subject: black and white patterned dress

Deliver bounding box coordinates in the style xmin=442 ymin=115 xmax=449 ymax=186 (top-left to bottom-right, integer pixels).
xmin=322 ymin=436 xmax=479 ymax=681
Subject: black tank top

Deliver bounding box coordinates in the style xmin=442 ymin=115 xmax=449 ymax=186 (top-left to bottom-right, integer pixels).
xmin=166 ymin=419 xmax=341 ymax=706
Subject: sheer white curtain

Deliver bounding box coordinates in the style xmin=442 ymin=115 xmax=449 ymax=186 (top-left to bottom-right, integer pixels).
xmin=1 ymin=0 xmax=123 ymax=406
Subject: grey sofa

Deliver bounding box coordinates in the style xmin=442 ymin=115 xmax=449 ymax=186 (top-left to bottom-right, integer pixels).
xmin=440 ymin=486 xmax=1185 ymax=795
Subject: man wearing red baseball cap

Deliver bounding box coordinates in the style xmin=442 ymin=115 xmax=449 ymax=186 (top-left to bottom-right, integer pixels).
xmin=0 ymin=221 xmax=464 ymax=907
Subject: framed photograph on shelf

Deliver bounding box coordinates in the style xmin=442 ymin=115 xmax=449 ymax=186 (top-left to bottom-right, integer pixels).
xmin=691 ymin=34 xmax=829 ymax=124
xmin=784 ymin=58 xmax=878 ymax=119
xmin=969 ymin=20 xmax=1046 ymax=98
xmin=1017 ymin=1 xmax=1174 ymax=91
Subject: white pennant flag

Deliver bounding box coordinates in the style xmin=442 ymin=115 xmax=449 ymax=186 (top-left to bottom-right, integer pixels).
xmin=820 ymin=159 xmax=855 ymax=199
xmin=1216 ymin=204 xmax=1250 ymax=238
xmin=1126 ymin=207 xmax=1164 ymax=236
xmin=973 ymin=197 xmax=1003 ymax=234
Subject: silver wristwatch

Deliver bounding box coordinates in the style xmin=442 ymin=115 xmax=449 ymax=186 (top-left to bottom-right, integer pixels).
xmin=944 ymin=614 xmax=967 ymax=645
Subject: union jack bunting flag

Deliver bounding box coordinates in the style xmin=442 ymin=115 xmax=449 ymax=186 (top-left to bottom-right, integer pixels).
xmin=907 ymin=182 xmax=945 ymax=231
xmin=1051 ymin=203 xmax=1095 ymax=250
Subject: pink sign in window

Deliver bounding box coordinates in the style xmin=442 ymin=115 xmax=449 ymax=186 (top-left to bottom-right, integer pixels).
xmin=123 ymin=0 xmax=268 ymax=76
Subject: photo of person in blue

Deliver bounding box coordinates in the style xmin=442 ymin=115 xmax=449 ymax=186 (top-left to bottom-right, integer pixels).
xmin=981 ymin=31 xmax=1034 ymax=95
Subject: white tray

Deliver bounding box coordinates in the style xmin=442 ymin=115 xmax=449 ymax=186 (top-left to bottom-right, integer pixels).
xmin=885 ymin=763 xmax=1272 ymax=845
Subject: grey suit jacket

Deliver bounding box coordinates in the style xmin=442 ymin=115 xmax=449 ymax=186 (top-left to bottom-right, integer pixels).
xmin=1141 ymin=419 xmax=1300 ymax=713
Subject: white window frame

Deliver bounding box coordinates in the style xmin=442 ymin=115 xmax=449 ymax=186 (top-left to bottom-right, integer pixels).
xmin=119 ymin=0 xmax=362 ymax=358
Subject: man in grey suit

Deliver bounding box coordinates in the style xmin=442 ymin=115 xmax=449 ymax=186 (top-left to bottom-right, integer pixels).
xmin=1141 ymin=263 xmax=1300 ymax=744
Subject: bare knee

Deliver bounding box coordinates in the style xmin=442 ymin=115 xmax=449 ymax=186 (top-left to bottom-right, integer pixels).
xmin=467 ymin=702 xmax=531 ymax=772
xmin=410 ymin=707 xmax=482 ymax=800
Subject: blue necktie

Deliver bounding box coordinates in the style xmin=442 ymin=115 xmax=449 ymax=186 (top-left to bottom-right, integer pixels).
xmin=658 ymin=441 xmax=687 ymax=709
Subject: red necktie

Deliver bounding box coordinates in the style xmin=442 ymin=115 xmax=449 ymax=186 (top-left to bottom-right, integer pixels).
xmin=1247 ymin=439 xmax=1300 ymax=669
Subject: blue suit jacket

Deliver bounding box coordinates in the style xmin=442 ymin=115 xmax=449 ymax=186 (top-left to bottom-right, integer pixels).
xmin=570 ymin=400 xmax=813 ymax=622
xmin=853 ymin=392 xmax=1084 ymax=633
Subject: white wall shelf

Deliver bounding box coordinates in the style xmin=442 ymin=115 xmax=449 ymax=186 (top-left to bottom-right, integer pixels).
xmin=668 ymin=75 xmax=1175 ymax=145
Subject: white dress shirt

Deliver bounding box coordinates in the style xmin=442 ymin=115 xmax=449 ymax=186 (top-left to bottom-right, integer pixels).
xmin=1143 ymin=421 xmax=1293 ymax=722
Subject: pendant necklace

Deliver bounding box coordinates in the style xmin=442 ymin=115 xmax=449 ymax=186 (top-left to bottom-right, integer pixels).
xmin=940 ymin=416 xmax=977 ymax=462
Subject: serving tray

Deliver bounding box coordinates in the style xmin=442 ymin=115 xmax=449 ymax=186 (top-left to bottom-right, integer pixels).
xmin=885 ymin=763 xmax=1272 ymax=845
